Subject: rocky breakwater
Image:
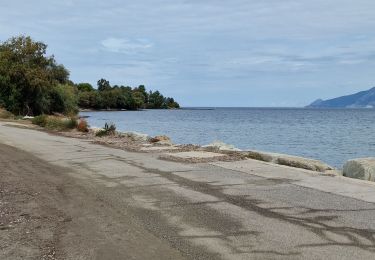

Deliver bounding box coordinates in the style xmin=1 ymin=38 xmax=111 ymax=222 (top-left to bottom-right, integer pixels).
xmin=246 ymin=150 xmax=335 ymax=173
xmin=343 ymin=158 xmax=375 ymax=182
xmin=201 ymin=141 xmax=335 ymax=174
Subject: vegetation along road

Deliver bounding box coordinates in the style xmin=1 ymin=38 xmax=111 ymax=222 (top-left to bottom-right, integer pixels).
xmin=1 ymin=123 xmax=375 ymax=259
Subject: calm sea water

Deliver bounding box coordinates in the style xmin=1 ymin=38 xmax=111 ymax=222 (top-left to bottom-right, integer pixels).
xmin=80 ymin=108 xmax=375 ymax=168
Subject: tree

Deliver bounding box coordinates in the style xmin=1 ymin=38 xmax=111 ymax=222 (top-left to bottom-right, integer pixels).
xmin=49 ymin=64 xmax=70 ymax=84
xmin=136 ymin=85 xmax=148 ymax=105
xmin=131 ymin=91 xmax=145 ymax=109
xmin=0 ymin=36 xmax=71 ymax=115
xmin=76 ymin=83 xmax=94 ymax=92
xmin=147 ymin=91 xmax=165 ymax=109
xmin=97 ymin=78 xmax=111 ymax=92
xmin=50 ymin=84 xmax=78 ymax=115
xmin=165 ymin=97 xmax=180 ymax=108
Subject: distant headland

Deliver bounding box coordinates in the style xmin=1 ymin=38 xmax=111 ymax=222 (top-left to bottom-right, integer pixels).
xmin=307 ymin=87 xmax=375 ymax=108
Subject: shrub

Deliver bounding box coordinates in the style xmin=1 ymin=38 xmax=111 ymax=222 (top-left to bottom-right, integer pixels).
xmin=32 ymin=115 xmax=77 ymax=131
xmin=67 ymin=117 xmax=78 ymax=129
xmin=50 ymin=84 xmax=78 ymax=115
xmin=0 ymin=108 xmax=13 ymax=119
xmin=32 ymin=115 xmax=48 ymax=127
xmin=45 ymin=117 xmax=77 ymax=130
xmin=96 ymin=122 xmax=116 ymax=137
xmin=77 ymin=119 xmax=89 ymax=132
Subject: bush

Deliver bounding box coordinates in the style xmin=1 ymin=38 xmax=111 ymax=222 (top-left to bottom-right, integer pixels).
xmin=32 ymin=115 xmax=48 ymax=127
xmin=32 ymin=115 xmax=77 ymax=131
xmin=0 ymin=108 xmax=14 ymax=119
xmin=50 ymin=84 xmax=78 ymax=115
xmin=77 ymin=119 xmax=89 ymax=132
xmin=96 ymin=122 xmax=116 ymax=137
xmin=46 ymin=117 xmax=77 ymax=130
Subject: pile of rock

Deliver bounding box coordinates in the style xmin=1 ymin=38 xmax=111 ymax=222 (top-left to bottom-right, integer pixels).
xmin=343 ymin=158 xmax=375 ymax=182
xmin=246 ymin=150 xmax=334 ymax=173
xmin=149 ymin=135 xmax=173 ymax=146
xmin=203 ymin=141 xmax=242 ymax=151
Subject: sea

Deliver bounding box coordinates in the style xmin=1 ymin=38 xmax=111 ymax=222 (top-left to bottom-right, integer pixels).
xmin=80 ymin=108 xmax=375 ymax=168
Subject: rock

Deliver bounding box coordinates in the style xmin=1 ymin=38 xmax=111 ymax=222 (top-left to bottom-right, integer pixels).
xmin=160 ymin=151 xmax=227 ymax=162
xmin=276 ymin=155 xmax=333 ymax=172
xmin=246 ymin=151 xmax=273 ymax=162
xmin=155 ymin=140 xmax=173 ymax=146
xmin=325 ymin=169 xmax=343 ymax=176
xmin=90 ymin=127 xmax=103 ymax=134
xmin=122 ymin=132 xmax=149 ymax=142
xmin=246 ymin=150 xmax=333 ymax=172
xmin=203 ymin=141 xmax=242 ymax=151
xmin=343 ymin=158 xmax=375 ymax=181
xmin=149 ymin=135 xmax=171 ymax=143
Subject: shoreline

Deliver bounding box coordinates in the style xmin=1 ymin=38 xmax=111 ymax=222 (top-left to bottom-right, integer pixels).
xmin=2 ymin=120 xmax=375 ymax=259
xmin=1 ymin=118 xmax=337 ymax=174
xmin=78 ymin=108 xmax=371 ymax=169
xmin=5 ymin=117 xmax=375 ymax=182
xmin=79 ymin=107 xmax=181 ymax=113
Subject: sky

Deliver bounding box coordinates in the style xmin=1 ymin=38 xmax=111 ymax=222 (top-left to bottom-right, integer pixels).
xmin=1 ymin=0 xmax=375 ymax=107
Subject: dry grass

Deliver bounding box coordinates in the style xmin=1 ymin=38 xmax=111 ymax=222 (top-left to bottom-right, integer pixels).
xmin=0 ymin=108 xmax=14 ymax=119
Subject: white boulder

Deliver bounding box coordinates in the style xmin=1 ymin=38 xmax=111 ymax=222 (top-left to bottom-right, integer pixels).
xmin=343 ymin=158 xmax=375 ymax=182
xmin=246 ymin=150 xmax=333 ymax=172
xmin=121 ymin=131 xmax=149 ymax=142
xmin=203 ymin=141 xmax=242 ymax=151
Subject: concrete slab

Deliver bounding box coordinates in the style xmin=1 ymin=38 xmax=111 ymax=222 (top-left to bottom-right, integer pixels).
xmin=140 ymin=146 xmax=179 ymax=151
xmin=164 ymin=151 xmax=226 ymax=159
xmin=212 ymin=159 xmax=375 ymax=203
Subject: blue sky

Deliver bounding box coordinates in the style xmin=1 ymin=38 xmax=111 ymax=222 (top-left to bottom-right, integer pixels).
xmin=1 ymin=0 xmax=375 ymax=107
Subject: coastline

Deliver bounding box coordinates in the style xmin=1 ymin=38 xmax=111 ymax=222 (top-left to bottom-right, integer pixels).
xmin=2 ymin=120 xmax=375 ymax=259
xmin=2 ymin=118 xmax=336 ymax=173
xmin=79 ymin=107 xmax=181 ymax=113
xmin=5 ymin=115 xmax=375 ymax=182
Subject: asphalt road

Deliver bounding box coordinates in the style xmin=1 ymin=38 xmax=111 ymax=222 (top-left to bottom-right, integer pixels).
xmin=1 ymin=123 xmax=375 ymax=259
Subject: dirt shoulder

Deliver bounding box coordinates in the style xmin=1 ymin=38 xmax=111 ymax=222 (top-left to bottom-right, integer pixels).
xmin=0 ymin=143 xmax=186 ymax=260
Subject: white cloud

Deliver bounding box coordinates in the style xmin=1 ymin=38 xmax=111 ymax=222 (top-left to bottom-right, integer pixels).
xmin=100 ymin=37 xmax=153 ymax=53
xmin=3 ymin=0 xmax=375 ymax=106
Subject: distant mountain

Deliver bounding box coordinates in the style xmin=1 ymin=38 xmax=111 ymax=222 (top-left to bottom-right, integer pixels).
xmin=307 ymin=87 xmax=375 ymax=108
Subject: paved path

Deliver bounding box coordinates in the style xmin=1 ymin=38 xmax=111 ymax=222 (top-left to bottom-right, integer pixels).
xmin=1 ymin=122 xmax=375 ymax=259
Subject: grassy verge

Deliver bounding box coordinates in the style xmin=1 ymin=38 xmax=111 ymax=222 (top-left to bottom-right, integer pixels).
xmin=32 ymin=115 xmax=78 ymax=131
xmin=0 ymin=108 xmax=14 ymax=119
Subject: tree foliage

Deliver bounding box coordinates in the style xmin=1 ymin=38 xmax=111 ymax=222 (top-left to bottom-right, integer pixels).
xmin=0 ymin=36 xmax=179 ymax=115
xmin=0 ymin=36 xmax=76 ymax=115
xmin=77 ymin=81 xmax=180 ymax=110
xmin=76 ymin=82 xmax=94 ymax=92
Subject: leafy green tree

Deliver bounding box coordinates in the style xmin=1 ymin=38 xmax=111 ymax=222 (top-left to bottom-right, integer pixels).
xmin=97 ymin=78 xmax=111 ymax=92
xmin=136 ymin=85 xmax=148 ymax=105
xmin=0 ymin=36 xmax=180 ymax=114
xmin=147 ymin=91 xmax=166 ymax=109
xmin=100 ymin=90 xmax=117 ymax=109
xmin=76 ymin=83 xmax=94 ymax=92
xmin=0 ymin=36 xmax=71 ymax=115
xmin=78 ymin=91 xmax=94 ymax=108
xmin=49 ymin=64 xmax=70 ymax=84
xmin=50 ymin=84 xmax=78 ymax=115
xmin=165 ymin=97 xmax=180 ymax=108
xmin=131 ymin=91 xmax=145 ymax=109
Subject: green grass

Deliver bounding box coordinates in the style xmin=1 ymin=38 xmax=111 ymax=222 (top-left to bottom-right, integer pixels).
xmin=31 ymin=115 xmax=48 ymax=127
xmin=95 ymin=123 xmax=116 ymax=137
xmin=32 ymin=115 xmax=77 ymax=131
